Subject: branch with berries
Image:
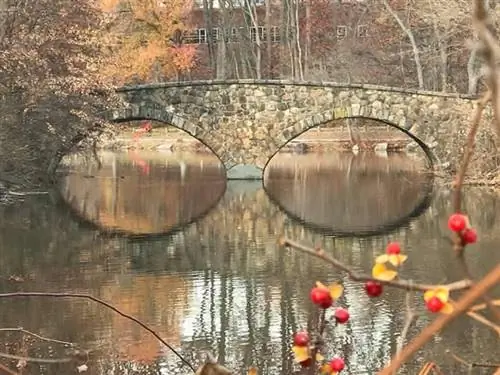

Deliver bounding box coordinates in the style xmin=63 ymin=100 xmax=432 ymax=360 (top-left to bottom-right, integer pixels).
xmin=279 ymin=229 xmax=499 ymax=374
xmin=278 ymin=237 xmax=473 ymax=294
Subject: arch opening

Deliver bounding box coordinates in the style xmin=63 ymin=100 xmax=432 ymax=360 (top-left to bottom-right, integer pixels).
xmin=108 ymin=104 xmax=226 ymax=173
xmin=265 ymin=114 xmax=436 ymax=175
xmin=58 ymin=111 xmax=228 ymax=237
xmin=263 ymin=115 xmax=435 ymax=236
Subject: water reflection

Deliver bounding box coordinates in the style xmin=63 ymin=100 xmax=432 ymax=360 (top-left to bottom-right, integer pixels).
xmin=0 ymin=152 xmax=498 ymax=375
xmin=59 ymin=151 xmax=226 ymax=236
xmin=264 ymin=152 xmax=434 ymax=236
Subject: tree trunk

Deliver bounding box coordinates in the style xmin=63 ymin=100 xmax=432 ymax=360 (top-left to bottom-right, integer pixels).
xmin=265 ymin=0 xmax=272 ymax=77
xmin=202 ymin=0 xmax=216 ymax=78
xmin=382 ymin=0 xmax=424 ymax=89
xmin=285 ymin=0 xmax=295 ymax=78
xmin=280 ymin=0 xmax=288 ymax=77
xmin=304 ymin=0 xmax=311 ymax=78
xmin=245 ymin=0 xmax=261 ymax=79
xmin=294 ymin=0 xmax=304 ymax=80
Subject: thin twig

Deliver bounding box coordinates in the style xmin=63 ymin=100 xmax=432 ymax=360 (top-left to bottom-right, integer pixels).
xmin=417 ymin=362 xmax=445 ymax=375
xmin=0 ymin=292 xmax=195 ymax=373
xmin=473 ymin=0 xmax=500 ymax=137
xmin=452 ymin=90 xmax=491 ymax=212
xmin=309 ymin=308 xmax=327 ymax=375
xmin=0 ymin=363 xmax=19 ymax=375
xmin=0 ymin=352 xmax=71 ymax=364
xmin=447 ymin=350 xmax=500 ymax=368
xmin=0 ymin=327 xmax=74 ymax=346
xmin=395 ymin=291 xmax=417 ymax=357
xmin=464 ymin=309 xmax=500 ymax=336
xmin=278 ymin=237 xmax=472 ymax=292
xmin=469 ymin=299 xmax=500 ymax=312
xmin=377 ymin=264 xmax=500 ymax=375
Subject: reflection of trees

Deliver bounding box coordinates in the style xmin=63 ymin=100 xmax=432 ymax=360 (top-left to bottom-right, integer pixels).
xmin=1 ymin=172 xmax=499 ymax=374
xmin=264 ymin=152 xmax=432 ymax=234
xmin=99 ymin=275 xmax=191 ymax=364
xmin=60 ymin=152 xmax=226 ymax=235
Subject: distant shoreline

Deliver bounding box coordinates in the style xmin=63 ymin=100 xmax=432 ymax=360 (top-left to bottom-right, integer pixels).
xmin=96 ymin=127 xmax=415 ymax=154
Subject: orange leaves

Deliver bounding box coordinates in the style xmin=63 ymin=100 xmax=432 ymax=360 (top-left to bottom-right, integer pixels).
xmin=291 ymin=345 xmax=325 ymax=364
xmin=316 ymin=281 xmax=344 ymax=300
xmin=171 ymin=45 xmax=197 ymax=71
xmin=292 ymin=345 xmax=310 ymax=363
xmin=103 ymin=0 xmax=197 ymax=83
xmin=320 ymin=363 xmax=339 ymax=375
xmin=372 ymin=263 xmax=399 ymax=281
xmin=372 ymin=242 xmax=408 ymax=281
xmin=424 ymin=288 xmax=454 ymax=314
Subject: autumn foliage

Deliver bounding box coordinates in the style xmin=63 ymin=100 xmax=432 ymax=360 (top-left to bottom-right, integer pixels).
xmin=0 ymin=0 xmax=117 ymax=186
xmin=100 ymin=0 xmax=197 ymax=84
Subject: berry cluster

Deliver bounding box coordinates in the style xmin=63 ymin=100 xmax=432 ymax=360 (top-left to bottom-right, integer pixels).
xmin=291 ymin=228 xmax=469 ymax=372
xmin=292 ymin=281 xmax=348 ymax=373
xmin=448 ymin=213 xmax=477 ymax=244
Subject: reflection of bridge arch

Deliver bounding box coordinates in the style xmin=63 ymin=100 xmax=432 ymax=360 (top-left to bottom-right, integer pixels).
xmin=59 ymin=152 xmax=226 ymax=238
xmin=263 ymin=153 xmax=434 ymax=237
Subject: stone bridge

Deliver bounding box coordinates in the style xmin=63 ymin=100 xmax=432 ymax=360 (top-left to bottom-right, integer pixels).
xmin=110 ymin=80 xmax=480 ymax=179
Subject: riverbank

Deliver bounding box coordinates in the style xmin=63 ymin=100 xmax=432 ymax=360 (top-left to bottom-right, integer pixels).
xmin=96 ymin=126 xmax=415 ymax=154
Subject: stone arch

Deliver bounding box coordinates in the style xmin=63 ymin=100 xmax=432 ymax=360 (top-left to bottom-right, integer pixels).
xmin=268 ymin=104 xmax=436 ymax=171
xmin=109 ymin=101 xmax=227 ymax=175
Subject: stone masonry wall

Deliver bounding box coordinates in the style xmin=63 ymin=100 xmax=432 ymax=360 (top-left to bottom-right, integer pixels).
xmin=111 ymin=80 xmax=495 ymax=178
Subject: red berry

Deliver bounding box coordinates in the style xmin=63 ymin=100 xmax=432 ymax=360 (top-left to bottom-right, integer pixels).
xmin=293 ymin=331 xmax=310 ymax=346
xmin=386 ymin=242 xmax=401 ymax=254
xmin=334 ymin=308 xmax=350 ymax=324
xmin=364 ymin=280 xmax=383 ymax=297
xmin=462 ymin=228 xmax=477 ymax=244
xmin=329 ymin=358 xmax=345 ymax=372
xmin=448 ymin=213 xmax=467 ymax=232
xmin=426 ymin=296 xmax=444 ymax=313
xmin=299 ymin=358 xmax=312 ymax=368
xmin=310 ymin=287 xmax=333 ymax=309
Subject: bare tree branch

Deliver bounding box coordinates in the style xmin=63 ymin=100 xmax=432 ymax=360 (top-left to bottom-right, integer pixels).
xmin=0 ymin=291 xmax=195 ymax=373
xmin=278 ymin=237 xmax=473 ymax=292
xmin=377 ymin=264 xmax=500 ymax=375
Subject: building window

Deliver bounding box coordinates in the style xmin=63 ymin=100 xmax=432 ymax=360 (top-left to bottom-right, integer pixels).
xmin=183 ymin=30 xmax=197 ymax=44
xmin=357 ymin=25 xmax=368 ymax=37
xmin=212 ymin=27 xmax=219 ymax=41
xmin=198 ymin=28 xmax=207 ymax=43
xmin=251 ymin=26 xmax=264 ymax=42
xmin=336 ymin=25 xmax=347 ymax=39
xmin=229 ymin=27 xmax=237 ymax=42
xmin=270 ymin=26 xmax=280 ymax=42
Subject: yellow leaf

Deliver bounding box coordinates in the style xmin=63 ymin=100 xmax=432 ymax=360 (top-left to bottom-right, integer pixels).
xmin=320 ymin=364 xmax=332 ymax=374
xmin=329 ymin=283 xmax=344 ymax=299
xmin=372 ymin=263 xmax=398 ymax=281
xmin=388 ymin=254 xmax=408 ymax=267
xmin=292 ymin=346 xmax=310 ymax=363
xmin=248 ymin=367 xmax=258 ymax=375
xmin=440 ymin=302 xmax=454 ymax=314
xmin=316 ymin=281 xmax=328 ymax=289
xmin=434 ymin=288 xmax=450 ymax=302
xmin=375 ymin=254 xmax=389 ymax=264
xmin=316 ymin=352 xmax=325 ymax=361
xmin=424 ymin=290 xmax=435 ymax=302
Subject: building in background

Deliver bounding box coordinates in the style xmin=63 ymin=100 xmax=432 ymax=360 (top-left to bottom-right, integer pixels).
xmin=180 ymin=0 xmax=384 ymax=82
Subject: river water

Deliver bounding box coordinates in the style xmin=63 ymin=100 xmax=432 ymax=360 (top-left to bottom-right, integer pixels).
xmin=0 ymin=150 xmax=498 ymax=375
